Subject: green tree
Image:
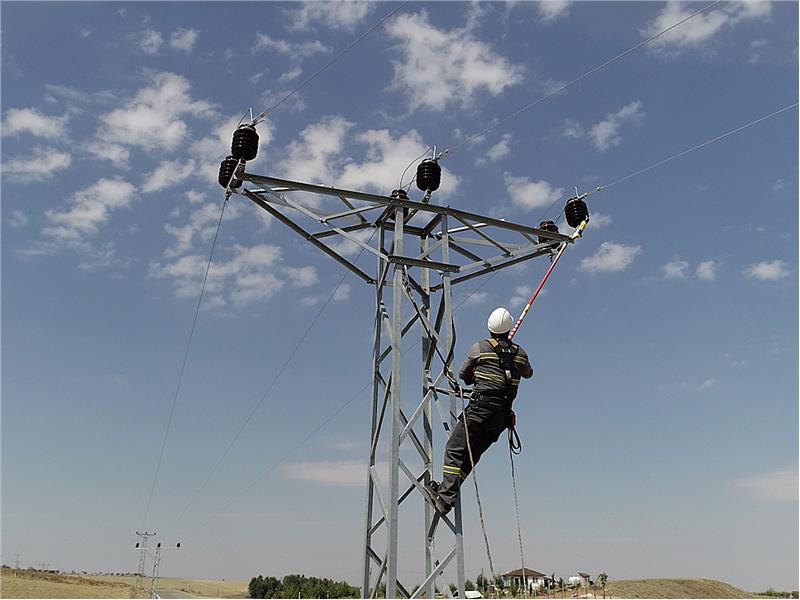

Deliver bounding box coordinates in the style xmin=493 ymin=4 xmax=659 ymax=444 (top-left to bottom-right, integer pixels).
xmin=465 ymin=579 xmax=475 ymax=591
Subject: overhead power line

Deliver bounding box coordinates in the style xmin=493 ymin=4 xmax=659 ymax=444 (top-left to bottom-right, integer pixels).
xmin=601 ymin=102 xmax=798 ymax=190
xmin=435 ymin=0 xmax=722 ymax=161
xmin=175 ymin=231 xmax=377 ymax=523
xmin=141 ymin=197 xmax=228 ymax=529
xmin=253 ymin=1 xmax=410 ymax=124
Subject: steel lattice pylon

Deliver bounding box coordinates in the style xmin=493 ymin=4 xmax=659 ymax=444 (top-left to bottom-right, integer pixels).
xmin=236 ymin=168 xmax=572 ymax=599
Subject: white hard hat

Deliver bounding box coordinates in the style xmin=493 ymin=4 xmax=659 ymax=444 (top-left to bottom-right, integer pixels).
xmin=487 ymin=307 xmax=514 ymax=334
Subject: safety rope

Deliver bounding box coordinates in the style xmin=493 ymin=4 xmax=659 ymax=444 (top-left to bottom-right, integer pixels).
xmin=508 ymin=425 xmax=527 ymax=597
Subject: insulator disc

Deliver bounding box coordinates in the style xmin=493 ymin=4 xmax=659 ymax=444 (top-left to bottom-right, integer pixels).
xmin=391 ymin=189 xmax=409 ymax=199
xmin=218 ymin=156 xmax=242 ymax=189
xmin=564 ymin=198 xmax=589 ymax=228
xmin=231 ymin=125 xmax=259 ymax=161
xmin=416 ymin=159 xmax=441 ymax=192
xmin=537 ymin=220 xmax=560 ymax=244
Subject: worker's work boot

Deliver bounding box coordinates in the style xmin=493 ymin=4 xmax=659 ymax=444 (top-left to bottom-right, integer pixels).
xmin=424 ymin=481 xmax=452 ymax=516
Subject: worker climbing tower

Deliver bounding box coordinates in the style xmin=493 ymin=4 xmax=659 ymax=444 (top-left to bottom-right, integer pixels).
xmin=219 ymin=126 xmax=586 ymax=598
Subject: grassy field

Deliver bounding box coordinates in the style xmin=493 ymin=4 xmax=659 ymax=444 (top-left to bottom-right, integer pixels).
xmin=93 ymin=574 xmax=249 ymax=598
xmin=0 ymin=568 xmax=143 ymax=599
xmin=604 ymin=578 xmax=760 ymax=599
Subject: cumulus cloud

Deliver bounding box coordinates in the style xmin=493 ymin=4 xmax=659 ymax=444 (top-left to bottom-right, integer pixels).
xmin=151 ymin=243 xmax=285 ymax=307
xmin=590 ymin=101 xmax=644 ymax=151
xmin=662 ymin=259 xmax=689 ymax=279
xmin=141 ymin=159 xmax=197 ymax=193
xmin=504 ymin=174 xmax=563 ymax=211
xmin=2 ymin=147 xmax=71 ymax=182
xmin=696 ymin=260 xmax=718 ymax=281
xmin=698 ymin=378 xmax=717 ymax=390
xmin=8 ymin=210 xmax=29 ymax=228
xmin=737 ymin=468 xmax=798 ymax=502
xmin=282 ymin=459 xmax=377 ymax=486
xmin=476 ymin=134 xmax=512 ymax=166
xmin=642 ymin=1 xmax=772 ymax=53
xmin=254 ymin=35 xmax=330 ymax=58
xmin=90 ymin=72 xmax=216 ymax=165
xmin=2 ymin=107 xmax=69 ymax=139
xmin=586 ymin=213 xmax=612 ymax=229
xmin=286 ymin=1 xmax=375 ymax=31
xmin=459 ymin=291 xmax=489 ymax=307
xmin=743 ymin=260 xmax=790 ymax=280
xmin=333 ymin=282 xmax=352 ymax=302
xmin=537 ymin=0 xmax=572 ymax=23
xmin=386 ymin=11 xmax=523 ymax=112
xmin=285 ymin=265 xmax=318 ymax=287
xmin=162 ymin=198 xmax=232 ymax=258
xmin=170 ymin=28 xmax=198 ymax=51
xmin=43 ymin=177 xmax=137 ymax=243
xmin=278 ymin=115 xmax=352 ymax=185
xmin=338 ymin=128 xmax=458 ymax=196
xmin=579 ymin=242 xmax=641 ymax=273
xmin=509 ymin=285 xmax=532 ymax=309
xmin=138 ymin=29 xmax=163 ymax=54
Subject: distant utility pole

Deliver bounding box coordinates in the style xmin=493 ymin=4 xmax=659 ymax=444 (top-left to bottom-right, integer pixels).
xmin=14 ymin=553 xmax=21 ymax=570
xmin=134 ymin=531 xmax=156 ymax=591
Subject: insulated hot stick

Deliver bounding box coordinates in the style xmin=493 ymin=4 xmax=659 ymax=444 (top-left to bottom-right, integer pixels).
xmin=508 ymin=198 xmax=590 ymax=341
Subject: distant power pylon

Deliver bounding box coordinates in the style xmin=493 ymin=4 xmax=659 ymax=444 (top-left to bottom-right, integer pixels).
xmin=134 ymin=531 xmax=156 ymax=591
xmin=14 ymin=553 xmax=21 ymax=570
xmin=133 ymin=534 xmax=181 ymax=599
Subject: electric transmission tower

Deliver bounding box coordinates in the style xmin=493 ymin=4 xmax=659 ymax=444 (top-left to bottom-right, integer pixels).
xmin=216 ymin=126 xmax=588 ymax=598
xmin=134 ymin=531 xmax=156 ymax=591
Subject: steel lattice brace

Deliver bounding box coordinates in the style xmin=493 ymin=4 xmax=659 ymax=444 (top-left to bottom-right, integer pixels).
xmin=236 ymin=170 xmax=572 ymax=599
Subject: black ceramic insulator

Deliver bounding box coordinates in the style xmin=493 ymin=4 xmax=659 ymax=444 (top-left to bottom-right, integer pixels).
xmin=231 ymin=125 xmax=259 ymax=161
xmin=218 ymin=156 xmax=242 ymax=189
xmin=564 ymin=198 xmax=589 ymax=228
xmin=537 ymin=220 xmax=560 ymax=244
xmin=391 ymin=189 xmax=409 ymax=200
xmin=416 ymin=158 xmax=441 ymax=192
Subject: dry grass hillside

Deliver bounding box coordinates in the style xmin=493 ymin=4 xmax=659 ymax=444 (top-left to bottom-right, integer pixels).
xmin=0 ymin=568 xmax=143 ymax=599
xmin=604 ymin=578 xmax=760 ymax=598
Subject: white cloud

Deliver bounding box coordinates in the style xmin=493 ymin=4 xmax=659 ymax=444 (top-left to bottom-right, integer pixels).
xmin=299 ymin=296 xmax=320 ymax=308
xmin=504 ymin=173 xmax=563 ymax=211
xmin=327 ymin=229 xmax=376 ymax=257
xmin=191 ymin=116 xmax=274 ymax=184
xmin=141 ymin=159 xmax=197 ymax=193
xmin=282 ymin=459 xmax=373 ymax=487
xmin=460 ymin=291 xmax=489 ymax=307
xmin=285 ymin=265 xmax=318 ymax=287
xmin=586 ymin=213 xmax=612 ymax=230
xmin=590 ymin=101 xmax=644 ymax=152
xmin=286 ymin=1 xmax=374 ymax=31
xmin=278 ymin=116 xmax=352 ymax=185
xmin=772 ymin=179 xmax=785 ymax=192
xmin=8 ymin=210 xmax=29 ymax=228
xmin=562 ymin=118 xmax=584 ymax=139
xmin=170 ymin=28 xmax=198 ymax=52
xmin=509 ymin=285 xmax=532 ymax=309
xmin=477 ymin=133 xmax=512 ymax=166
xmin=696 ymin=260 xmax=718 ymax=281
xmin=662 ymin=259 xmax=689 ymax=279
xmin=91 ymin=72 xmax=216 ymax=164
xmin=151 ymin=243 xmax=285 ymax=307
xmin=1 ymin=108 xmax=69 ymax=139
xmin=278 ymin=67 xmax=303 ymax=83
xmin=43 ymin=177 xmax=137 ymax=243
xmin=139 ymin=29 xmax=163 ymax=54
xmin=163 ymin=199 xmax=232 ymax=258
xmin=642 ymin=1 xmax=772 ymax=53
xmin=386 ymin=11 xmax=523 ymax=112
xmin=254 ymin=35 xmax=330 ymax=58
xmin=579 ymin=242 xmax=641 ymax=273
xmin=338 ymin=128 xmax=459 ymax=197
xmin=333 ymin=282 xmax=352 ymax=302
xmin=737 ymin=468 xmax=798 ymax=502
xmin=698 ymin=378 xmax=717 ymax=390
xmin=743 ymin=260 xmax=790 ymax=280
xmin=2 ymin=147 xmax=71 ymax=182
xmin=537 ymin=0 xmax=572 ymax=23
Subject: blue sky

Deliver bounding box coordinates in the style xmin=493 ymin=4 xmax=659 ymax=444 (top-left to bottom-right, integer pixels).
xmin=2 ymin=0 xmax=797 ymax=593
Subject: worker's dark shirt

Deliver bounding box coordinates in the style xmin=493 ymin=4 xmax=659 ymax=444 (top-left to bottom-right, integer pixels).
xmin=458 ymin=337 xmax=533 ymax=401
